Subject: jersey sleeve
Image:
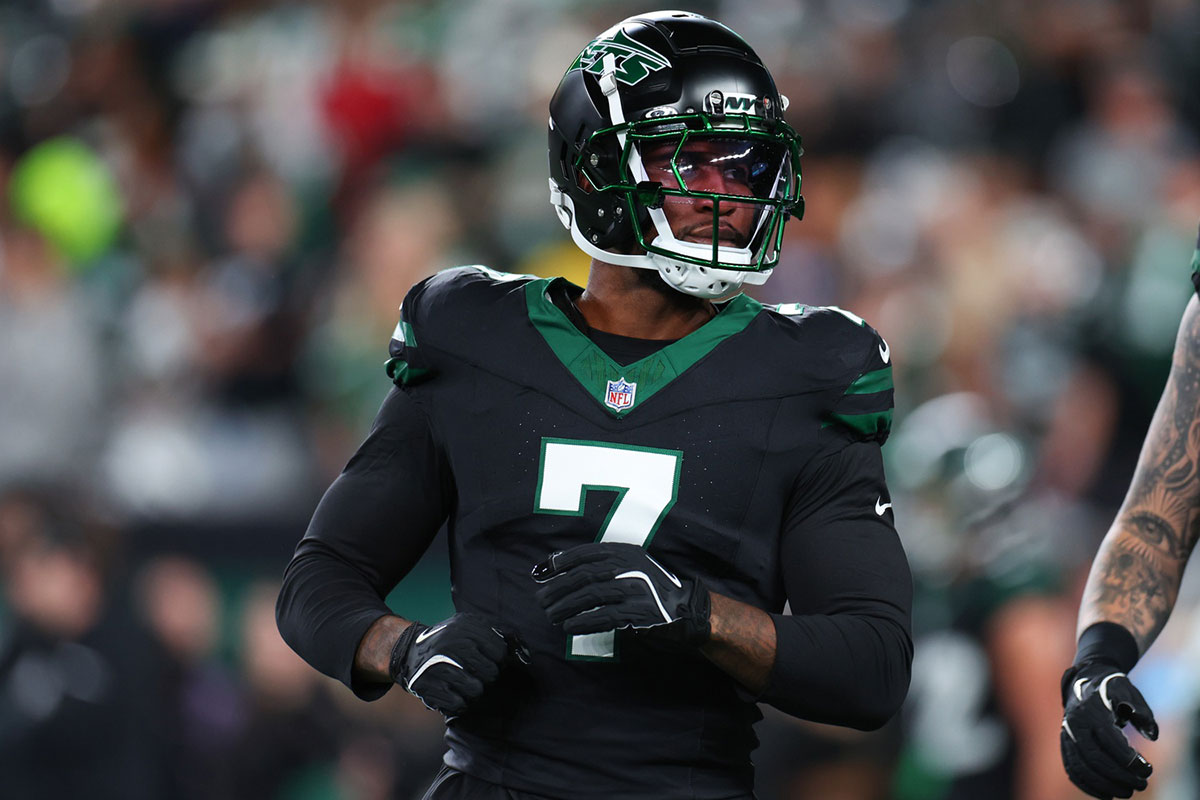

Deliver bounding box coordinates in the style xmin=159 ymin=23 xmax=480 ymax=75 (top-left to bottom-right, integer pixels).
xmin=385 ymin=276 xmax=439 ymax=387
xmin=824 ymin=321 xmax=893 ymax=445
xmin=758 ymin=441 xmax=913 ymax=729
xmin=383 ymin=265 xmax=534 ymax=385
xmin=276 ymin=386 xmax=454 ymax=700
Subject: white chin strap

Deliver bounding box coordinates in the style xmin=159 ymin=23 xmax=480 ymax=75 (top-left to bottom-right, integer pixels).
xmin=549 ymin=179 xmax=771 ymax=299
xmin=656 ymin=257 xmax=771 ymax=299
xmin=546 ymin=54 xmax=774 ymax=300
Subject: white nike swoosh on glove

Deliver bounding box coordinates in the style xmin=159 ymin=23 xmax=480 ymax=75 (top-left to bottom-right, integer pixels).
xmin=875 ymin=498 xmax=892 ymax=516
xmin=406 ymin=654 xmax=463 ymax=690
xmin=642 ymin=552 xmax=682 ymax=588
xmin=615 ymin=571 xmax=673 ymax=624
xmin=416 ymin=623 xmax=448 ymax=644
xmin=1098 ymin=673 xmax=1126 ymax=711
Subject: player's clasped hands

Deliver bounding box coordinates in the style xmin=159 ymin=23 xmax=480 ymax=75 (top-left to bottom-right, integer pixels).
xmin=389 ymin=612 xmax=524 ymax=718
xmin=532 ymin=542 xmax=712 ymax=646
xmin=1060 ymin=660 xmax=1158 ymax=799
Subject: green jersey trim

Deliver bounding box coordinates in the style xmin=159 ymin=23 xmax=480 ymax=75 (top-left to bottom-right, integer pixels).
xmin=397 ymin=320 xmax=418 ymax=348
xmin=524 ymin=278 xmax=762 ymax=417
xmin=823 ymin=409 xmax=893 ymax=437
xmin=385 ymin=358 xmax=431 ymax=386
xmin=846 ymin=367 xmax=893 ymax=395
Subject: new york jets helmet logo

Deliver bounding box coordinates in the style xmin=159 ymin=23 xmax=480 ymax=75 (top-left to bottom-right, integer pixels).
xmin=567 ymin=29 xmax=670 ymax=86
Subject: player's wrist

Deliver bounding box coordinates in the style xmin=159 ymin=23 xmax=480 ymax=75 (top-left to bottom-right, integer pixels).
xmin=388 ymin=620 xmax=428 ymax=685
xmin=1073 ymin=621 xmax=1139 ymax=671
xmin=1062 ymin=622 xmax=1140 ymax=706
xmin=351 ymin=614 xmax=411 ymax=685
xmin=682 ymin=578 xmax=712 ymax=645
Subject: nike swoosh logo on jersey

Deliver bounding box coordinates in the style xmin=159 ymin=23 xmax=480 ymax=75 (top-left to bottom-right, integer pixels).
xmin=416 ymin=623 xmax=448 ymax=644
xmin=878 ymin=339 xmax=890 ymax=364
xmin=875 ymin=498 xmax=892 ymax=516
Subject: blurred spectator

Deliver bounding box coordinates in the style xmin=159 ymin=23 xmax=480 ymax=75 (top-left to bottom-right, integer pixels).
xmin=136 ymin=555 xmax=243 ymax=800
xmin=0 ymin=485 xmax=163 ymax=800
xmin=194 ymin=168 xmax=306 ymax=406
xmin=1051 ymin=54 xmax=1194 ymax=230
xmin=0 ymin=225 xmax=109 ymax=487
xmin=226 ymin=580 xmax=343 ymax=800
xmin=102 ymin=167 xmax=317 ymax=523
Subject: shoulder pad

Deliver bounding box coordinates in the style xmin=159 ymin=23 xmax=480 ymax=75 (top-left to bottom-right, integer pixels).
xmin=768 ymin=302 xmax=894 ymax=442
xmin=385 ymin=266 xmax=537 ymax=386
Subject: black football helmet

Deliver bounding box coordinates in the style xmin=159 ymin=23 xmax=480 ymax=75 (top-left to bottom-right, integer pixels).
xmin=548 ymin=10 xmax=803 ymax=298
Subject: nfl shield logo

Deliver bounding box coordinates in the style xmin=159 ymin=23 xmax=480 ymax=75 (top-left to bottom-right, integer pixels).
xmin=604 ymin=378 xmax=637 ymax=412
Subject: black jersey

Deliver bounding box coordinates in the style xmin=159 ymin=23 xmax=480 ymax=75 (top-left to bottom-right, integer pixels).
xmin=278 ymin=266 xmax=912 ymax=800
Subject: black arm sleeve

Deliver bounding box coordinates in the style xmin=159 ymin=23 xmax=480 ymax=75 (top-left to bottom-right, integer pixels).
xmin=276 ymin=386 xmax=453 ymax=700
xmin=759 ymin=441 xmax=914 ymax=730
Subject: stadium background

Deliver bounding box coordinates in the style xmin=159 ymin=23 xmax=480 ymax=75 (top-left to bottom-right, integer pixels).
xmin=2 ymin=0 xmax=1199 ymax=798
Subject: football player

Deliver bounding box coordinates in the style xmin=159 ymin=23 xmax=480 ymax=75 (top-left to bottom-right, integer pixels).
xmin=1059 ymin=229 xmax=1200 ymax=799
xmin=277 ymin=11 xmax=914 ymax=800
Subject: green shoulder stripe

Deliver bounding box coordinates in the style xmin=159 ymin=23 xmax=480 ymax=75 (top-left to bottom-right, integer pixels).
xmin=385 ymin=358 xmax=431 ymax=387
xmin=825 ymin=409 xmax=893 ymax=437
xmin=393 ymin=320 xmax=418 ymax=348
xmin=846 ymin=366 xmax=893 ymax=396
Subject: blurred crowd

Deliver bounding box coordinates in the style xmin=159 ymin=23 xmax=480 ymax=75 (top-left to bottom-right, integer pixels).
xmin=2 ymin=0 xmax=1200 ymax=798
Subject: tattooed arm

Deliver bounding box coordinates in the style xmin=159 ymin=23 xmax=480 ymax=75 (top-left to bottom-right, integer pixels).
xmin=1057 ymin=297 xmax=1198 ymax=798
xmin=1078 ymin=295 xmax=1200 ymax=653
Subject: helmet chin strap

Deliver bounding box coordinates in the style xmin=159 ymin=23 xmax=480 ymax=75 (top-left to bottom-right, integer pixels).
xmin=546 ymin=54 xmax=772 ymax=299
xmin=549 ymin=182 xmax=772 ymax=298
xmin=655 ymin=258 xmax=772 ymax=299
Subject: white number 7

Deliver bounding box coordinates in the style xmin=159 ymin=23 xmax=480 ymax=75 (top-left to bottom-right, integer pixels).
xmin=535 ymin=438 xmax=683 ymax=659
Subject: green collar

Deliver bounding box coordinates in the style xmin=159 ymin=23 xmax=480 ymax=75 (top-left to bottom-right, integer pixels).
xmin=524 ymin=278 xmax=762 ymax=417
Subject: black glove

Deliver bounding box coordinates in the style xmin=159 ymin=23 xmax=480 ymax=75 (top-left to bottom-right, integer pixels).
xmin=1060 ymin=658 xmax=1158 ymax=799
xmin=388 ymin=612 xmax=515 ymax=717
xmin=531 ymin=542 xmax=711 ymax=646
